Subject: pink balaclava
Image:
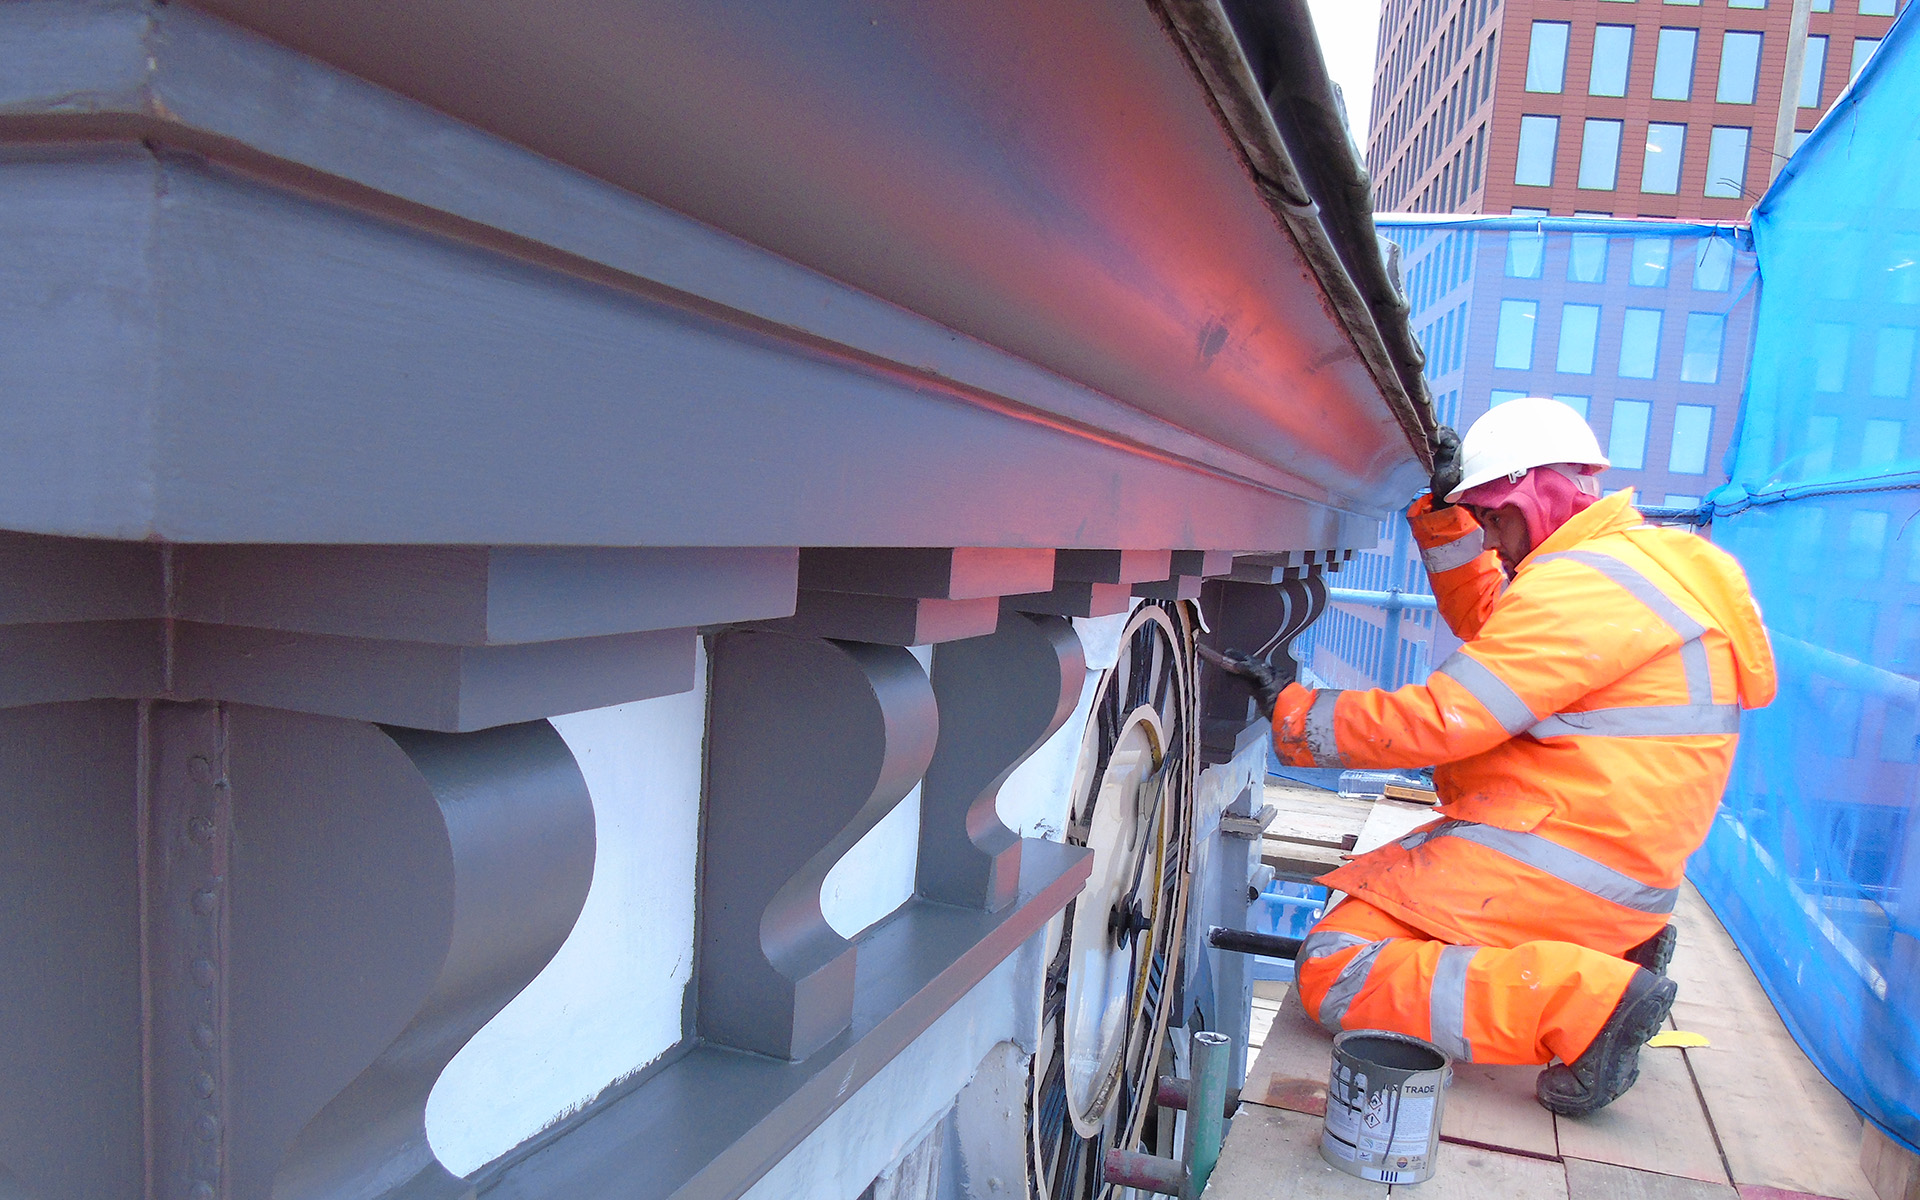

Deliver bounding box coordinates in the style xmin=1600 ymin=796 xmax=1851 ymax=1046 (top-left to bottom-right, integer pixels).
xmin=1456 ymin=463 xmax=1603 ymax=549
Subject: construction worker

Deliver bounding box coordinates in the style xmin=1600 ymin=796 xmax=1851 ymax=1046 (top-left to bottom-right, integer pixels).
xmin=1211 ymin=397 xmax=1775 ymax=1116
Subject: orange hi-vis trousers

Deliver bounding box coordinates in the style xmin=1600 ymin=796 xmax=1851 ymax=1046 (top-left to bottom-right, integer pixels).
xmin=1294 ymin=896 xmax=1642 ymax=1066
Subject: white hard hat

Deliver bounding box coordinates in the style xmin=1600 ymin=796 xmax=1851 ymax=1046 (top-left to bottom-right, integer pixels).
xmin=1447 ymin=396 xmax=1610 ymax=502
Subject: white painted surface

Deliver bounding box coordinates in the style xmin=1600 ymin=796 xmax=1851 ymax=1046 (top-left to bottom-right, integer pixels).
xmin=742 ymin=934 xmax=1046 ymax=1200
xmin=1074 ymin=612 xmax=1131 ymax=672
xmin=950 ymin=1041 xmax=1033 ymax=1200
xmin=997 ymin=611 xmax=1130 ymax=841
xmin=822 ymin=783 xmax=923 ymax=938
xmin=425 ymin=642 xmax=709 ymax=1176
xmin=821 ymin=644 xmax=932 ymax=939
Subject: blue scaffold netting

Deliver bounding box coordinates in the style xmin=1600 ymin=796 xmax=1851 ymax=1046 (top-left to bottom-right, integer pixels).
xmin=1696 ymin=4 xmax=1920 ymax=1155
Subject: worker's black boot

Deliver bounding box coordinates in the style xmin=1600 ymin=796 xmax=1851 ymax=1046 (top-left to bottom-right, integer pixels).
xmin=1623 ymin=923 xmax=1677 ymax=975
xmin=1536 ymin=969 xmax=1678 ymax=1118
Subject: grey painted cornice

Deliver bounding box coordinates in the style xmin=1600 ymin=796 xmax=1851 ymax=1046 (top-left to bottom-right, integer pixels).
xmin=0 ymin=0 xmax=1419 ymax=549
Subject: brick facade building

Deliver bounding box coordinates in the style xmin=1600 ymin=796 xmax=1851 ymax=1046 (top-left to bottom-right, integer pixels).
xmin=1367 ymin=0 xmax=1901 ymax=218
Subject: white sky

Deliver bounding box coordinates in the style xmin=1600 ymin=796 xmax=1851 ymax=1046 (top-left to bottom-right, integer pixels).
xmin=1304 ymin=0 xmax=1385 ymax=141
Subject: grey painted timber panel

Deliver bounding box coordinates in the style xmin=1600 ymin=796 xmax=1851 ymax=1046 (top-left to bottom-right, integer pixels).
xmin=754 ymin=592 xmax=1003 ymax=646
xmin=0 ymin=3 xmax=1409 ymax=550
xmin=1003 ymin=583 xmax=1135 ymax=618
xmin=0 ymin=147 xmax=1373 ymax=550
xmin=1168 ymin=549 xmax=1237 ymax=578
xmin=0 ymin=620 xmax=165 ymax=709
xmin=172 ymin=545 xmax=798 ymax=643
xmin=0 ymin=701 xmax=143 ymax=1200
xmin=169 ymin=0 xmax=1427 ymax=500
xmin=173 ymin=622 xmax=695 ymax=731
xmin=3 ymin=0 xmax=1358 ymax=511
xmin=797 ymin=549 xmax=1055 ymax=601
xmin=0 ymin=534 xmax=161 ymax=624
xmin=1052 ymin=550 xmax=1175 ymax=585
xmin=1132 ymin=575 xmax=1204 ymax=601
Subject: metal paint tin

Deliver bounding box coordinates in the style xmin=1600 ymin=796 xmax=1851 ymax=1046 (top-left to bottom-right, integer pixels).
xmin=1320 ymin=1030 xmax=1453 ymax=1185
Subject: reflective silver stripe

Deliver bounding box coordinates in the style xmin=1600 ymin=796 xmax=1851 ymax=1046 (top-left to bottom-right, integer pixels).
xmin=1422 ymin=531 xmax=1485 ymax=574
xmin=1299 ymin=928 xmax=1372 ymax=963
xmin=1316 ymin=939 xmax=1390 ymax=1033
xmin=1412 ymin=819 xmax=1678 ymax=914
xmin=1531 ymin=548 xmax=1725 ymax=725
xmin=1534 ymin=550 xmax=1707 ymax=643
xmin=1428 ymin=945 xmax=1478 ymax=1063
xmin=1679 ymin=638 xmax=1713 ymax=705
xmin=1529 ymin=703 xmax=1741 ymax=739
xmin=1435 ymin=651 xmax=1536 ymax=735
xmin=1305 ymin=689 xmax=1345 ymax=768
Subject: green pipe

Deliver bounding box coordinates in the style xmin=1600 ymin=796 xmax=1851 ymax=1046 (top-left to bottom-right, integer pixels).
xmin=1184 ymin=1031 xmax=1232 ymax=1197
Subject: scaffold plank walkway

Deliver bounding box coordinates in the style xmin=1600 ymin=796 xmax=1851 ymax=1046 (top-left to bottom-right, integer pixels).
xmin=1219 ymin=794 xmax=1882 ymax=1200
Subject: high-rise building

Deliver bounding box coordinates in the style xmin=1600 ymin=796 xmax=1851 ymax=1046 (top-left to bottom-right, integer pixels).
xmin=1366 ymin=0 xmax=1902 ymax=218
xmin=1299 ymin=216 xmax=1761 ymax=695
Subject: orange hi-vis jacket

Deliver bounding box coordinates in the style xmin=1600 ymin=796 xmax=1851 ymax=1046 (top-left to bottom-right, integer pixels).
xmin=1274 ymin=491 xmax=1777 ymax=955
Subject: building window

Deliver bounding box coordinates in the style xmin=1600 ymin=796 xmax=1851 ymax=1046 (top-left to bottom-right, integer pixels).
xmin=1653 ymin=29 xmax=1698 ymax=100
xmin=1861 ymin=0 xmax=1895 ymax=14
xmin=1716 ymin=31 xmax=1763 ymax=104
xmin=1570 ymin=232 xmax=1609 ymax=282
xmin=1694 ymin=237 xmax=1735 ymax=290
xmin=1496 ymin=301 xmax=1539 ymax=369
xmin=1590 ymin=26 xmax=1634 ymax=96
xmin=1813 ymin=0 xmax=1832 ymax=10
xmin=1814 ymin=323 xmax=1851 ymax=392
xmin=1578 ymin=119 xmax=1624 ymax=190
xmin=1682 ymin=312 xmax=1726 ymax=382
xmin=1559 ymin=304 xmax=1602 ymax=374
xmin=1669 ymin=404 xmax=1714 ymax=473
xmin=1665 ymin=0 xmax=1703 ymax=6
xmin=1653 ymin=29 xmax=1699 ymax=100
xmin=1801 ymin=35 xmax=1828 ymax=108
xmin=1516 ymin=116 xmax=1560 ymax=186
xmin=1631 ymin=237 xmax=1673 ymax=285
xmin=1704 ymin=126 xmax=1750 ymax=198
xmin=1862 ymin=419 xmax=1904 ymax=469
xmin=1527 ymin=21 xmax=1571 ymax=92
xmin=1807 ymin=415 xmax=1840 ymax=474
xmin=1728 ymin=0 xmax=1766 ymax=8
xmin=1642 ymin=123 xmax=1688 ymax=193
xmin=1491 ymin=389 xmax=1529 ymax=406
xmin=1609 ymin=400 xmax=1652 ymax=469
xmin=1848 ymin=512 xmax=1889 ymax=581
xmin=1853 ymin=38 xmax=1882 ymax=82
xmin=1872 ymin=327 xmax=1917 ymax=397
xmin=1553 ymin=394 xmax=1593 ymax=419
xmin=1507 ymin=209 xmax=1547 ymax=277
xmin=1620 ymin=308 xmax=1664 ymax=377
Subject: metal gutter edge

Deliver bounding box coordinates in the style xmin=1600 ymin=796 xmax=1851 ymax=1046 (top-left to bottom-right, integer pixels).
xmin=1150 ymin=0 xmax=1437 ymax=470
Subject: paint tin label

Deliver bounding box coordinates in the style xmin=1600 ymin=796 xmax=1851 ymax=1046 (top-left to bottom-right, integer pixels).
xmin=1320 ymin=1031 xmax=1452 ymax=1185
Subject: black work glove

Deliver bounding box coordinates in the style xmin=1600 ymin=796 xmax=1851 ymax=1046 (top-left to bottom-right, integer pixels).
xmin=1429 ymin=425 xmax=1463 ymax=510
xmin=1197 ymin=644 xmax=1298 ymax=722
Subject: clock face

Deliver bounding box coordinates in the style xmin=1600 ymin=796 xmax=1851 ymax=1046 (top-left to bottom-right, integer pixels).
xmin=1028 ymin=601 xmax=1197 ymax=1200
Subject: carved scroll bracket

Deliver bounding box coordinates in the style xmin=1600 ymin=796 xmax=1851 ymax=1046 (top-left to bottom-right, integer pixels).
xmin=206 ymin=707 xmax=595 ymax=1200
xmin=918 ymin=613 xmax=1086 ymax=911
xmin=700 ymin=632 xmax=939 ymax=1062
xmin=1197 ymin=573 xmax=1329 ymax=764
